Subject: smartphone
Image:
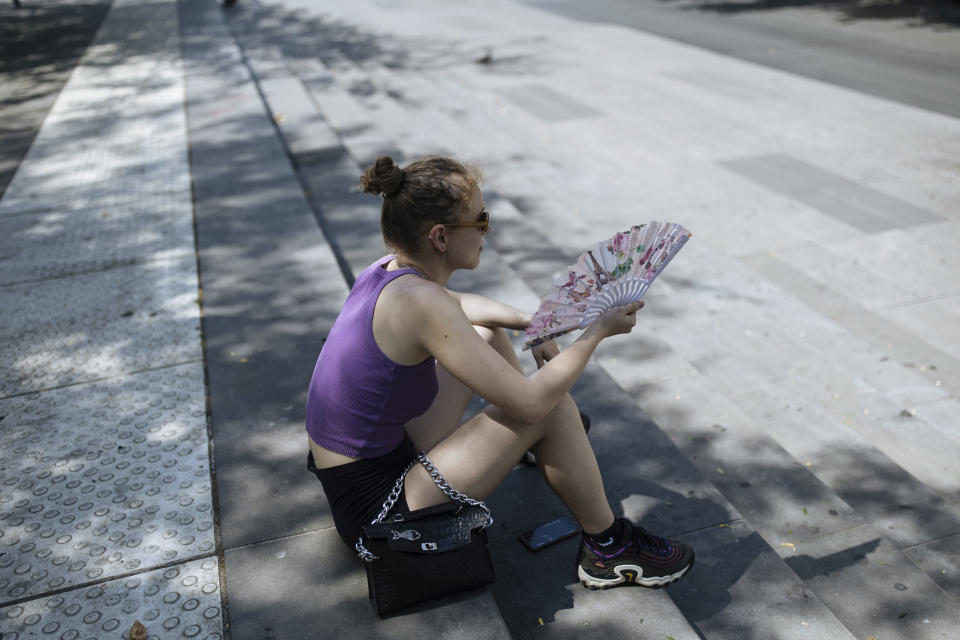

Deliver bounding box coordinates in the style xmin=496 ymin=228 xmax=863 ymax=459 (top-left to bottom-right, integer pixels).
xmin=519 ymin=516 xmax=581 ymax=551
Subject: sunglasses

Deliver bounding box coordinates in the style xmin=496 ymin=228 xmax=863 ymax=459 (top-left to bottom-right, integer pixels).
xmin=445 ymin=209 xmax=490 ymax=235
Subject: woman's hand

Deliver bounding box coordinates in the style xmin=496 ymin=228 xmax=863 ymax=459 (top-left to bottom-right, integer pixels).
xmin=590 ymin=300 xmax=644 ymax=339
xmin=531 ymin=339 xmax=559 ymax=369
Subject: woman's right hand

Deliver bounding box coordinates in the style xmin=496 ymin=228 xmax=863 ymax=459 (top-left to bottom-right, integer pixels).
xmin=590 ymin=300 xmax=645 ymax=339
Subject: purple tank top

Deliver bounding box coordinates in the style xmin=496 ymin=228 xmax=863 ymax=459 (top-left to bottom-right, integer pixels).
xmin=305 ymin=256 xmax=439 ymax=457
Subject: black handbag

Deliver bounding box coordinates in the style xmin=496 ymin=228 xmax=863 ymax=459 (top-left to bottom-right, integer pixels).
xmin=357 ymin=452 xmax=495 ymax=615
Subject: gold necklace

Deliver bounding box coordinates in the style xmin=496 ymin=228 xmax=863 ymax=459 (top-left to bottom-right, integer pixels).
xmin=396 ymin=262 xmax=428 ymax=280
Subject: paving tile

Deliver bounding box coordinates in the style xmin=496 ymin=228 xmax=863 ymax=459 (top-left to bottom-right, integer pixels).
xmin=880 ymin=296 xmax=960 ymax=362
xmin=767 ymin=221 xmax=960 ymax=309
xmin=669 ymin=522 xmax=856 ymax=639
xmin=739 ymin=251 xmax=960 ymax=395
xmin=0 ymin=1 xmax=189 ymax=217
xmin=0 ymin=196 xmax=194 ymax=286
xmin=0 ymin=259 xmax=202 ymax=399
xmin=0 ymin=363 xmax=213 ymax=603
xmin=0 ymin=556 xmax=223 ymax=640
xmin=630 ymin=374 xmax=866 ymax=545
xmin=500 ymin=84 xmax=604 ymax=122
xmin=720 ymin=154 xmax=941 ymax=232
xmin=902 ymin=532 xmax=960 ymax=600
xmin=728 ymin=383 xmax=960 ymax=550
xmin=223 ymin=528 xmax=509 ymax=640
xmin=781 ymin=524 xmax=960 ymax=639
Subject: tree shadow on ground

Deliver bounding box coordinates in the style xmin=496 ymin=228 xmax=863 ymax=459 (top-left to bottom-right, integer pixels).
xmin=668 ymin=0 xmax=960 ymax=28
xmin=0 ymin=0 xmax=111 ymax=198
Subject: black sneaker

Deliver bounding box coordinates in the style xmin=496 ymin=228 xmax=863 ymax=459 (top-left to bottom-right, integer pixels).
xmin=577 ymin=518 xmax=694 ymax=589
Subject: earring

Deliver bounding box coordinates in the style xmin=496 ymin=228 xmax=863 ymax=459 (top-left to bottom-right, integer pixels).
xmin=440 ymin=251 xmax=447 ymax=264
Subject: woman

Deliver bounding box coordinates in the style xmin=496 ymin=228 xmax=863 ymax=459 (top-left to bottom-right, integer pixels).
xmin=306 ymin=156 xmax=694 ymax=589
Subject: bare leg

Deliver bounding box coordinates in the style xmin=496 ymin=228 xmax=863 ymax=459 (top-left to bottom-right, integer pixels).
xmin=405 ymin=325 xmax=513 ymax=452
xmin=404 ymin=328 xmax=615 ymax=534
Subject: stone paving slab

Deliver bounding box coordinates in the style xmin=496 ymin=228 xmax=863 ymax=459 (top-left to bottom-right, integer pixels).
xmin=903 ymin=532 xmax=960 ymax=600
xmin=0 ymin=0 xmax=113 ymax=197
xmin=782 ymin=523 xmax=960 ymax=640
xmin=0 ymin=258 xmax=202 ymax=399
xmin=628 ymin=371 xmax=866 ymax=545
xmin=738 ymin=251 xmax=960 ymax=394
xmin=0 ymin=363 xmax=213 ymax=604
xmin=669 ymin=522 xmax=857 ymax=639
xmin=0 ymin=0 xmax=189 ymax=217
xmin=0 ymin=197 xmax=194 ymax=286
xmin=728 ymin=382 xmax=960 ymax=550
xmin=0 ymin=556 xmax=223 ymax=640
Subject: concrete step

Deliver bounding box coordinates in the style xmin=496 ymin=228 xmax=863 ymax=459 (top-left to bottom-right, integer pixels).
xmin=219 ymin=1 xmax=960 ymax=637
xmin=244 ymin=41 xmax=867 ymax=637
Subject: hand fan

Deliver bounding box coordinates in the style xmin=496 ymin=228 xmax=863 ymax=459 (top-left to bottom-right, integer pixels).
xmin=523 ymin=221 xmax=691 ymax=350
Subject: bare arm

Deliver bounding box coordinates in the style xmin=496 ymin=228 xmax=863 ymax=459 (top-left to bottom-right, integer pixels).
xmin=415 ymin=288 xmax=641 ymax=424
xmin=445 ymin=290 xmax=532 ymax=330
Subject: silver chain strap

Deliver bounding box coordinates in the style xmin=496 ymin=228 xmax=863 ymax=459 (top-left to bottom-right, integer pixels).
xmin=355 ymin=452 xmax=493 ymax=562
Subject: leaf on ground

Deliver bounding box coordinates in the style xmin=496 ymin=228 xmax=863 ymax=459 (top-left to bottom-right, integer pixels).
xmin=130 ymin=620 xmax=147 ymax=640
xmin=898 ymin=612 xmax=908 ymax=618
xmin=803 ymin=507 xmax=807 ymax=515
xmin=780 ymin=542 xmax=795 ymax=549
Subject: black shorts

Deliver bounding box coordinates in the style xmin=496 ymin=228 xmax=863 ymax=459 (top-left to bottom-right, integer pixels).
xmin=307 ymin=435 xmax=417 ymax=548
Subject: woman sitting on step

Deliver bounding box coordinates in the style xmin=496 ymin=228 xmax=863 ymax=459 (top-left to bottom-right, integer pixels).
xmin=305 ymin=155 xmax=694 ymax=590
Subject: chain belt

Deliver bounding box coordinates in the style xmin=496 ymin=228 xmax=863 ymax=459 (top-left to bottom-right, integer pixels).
xmin=356 ymin=452 xmax=493 ymax=561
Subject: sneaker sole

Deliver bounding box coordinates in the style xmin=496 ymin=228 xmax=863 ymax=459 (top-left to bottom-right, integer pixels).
xmin=578 ymin=560 xmax=693 ymax=589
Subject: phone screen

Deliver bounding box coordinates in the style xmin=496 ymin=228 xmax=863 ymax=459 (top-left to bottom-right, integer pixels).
xmin=519 ymin=516 xmax=581 ymax=551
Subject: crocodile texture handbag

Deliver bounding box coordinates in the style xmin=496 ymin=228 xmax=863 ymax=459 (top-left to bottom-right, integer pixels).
xmin=357 ymin=452 xmax=495 ymax=615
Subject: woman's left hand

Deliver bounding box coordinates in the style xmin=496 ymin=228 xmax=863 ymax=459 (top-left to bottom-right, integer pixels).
xmin=531 ymin=339 xmax=560 ymax=369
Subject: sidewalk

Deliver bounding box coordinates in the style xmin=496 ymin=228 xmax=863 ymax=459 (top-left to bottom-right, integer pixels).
xmin=2 ymin=0 xmax=959 ymax=638
xmin=0 ymin=0 xmax=221 ymax=638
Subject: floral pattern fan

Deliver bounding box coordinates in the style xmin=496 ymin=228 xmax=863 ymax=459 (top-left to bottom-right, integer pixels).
xmin=524 ymin=221 xmax=691 ymax=350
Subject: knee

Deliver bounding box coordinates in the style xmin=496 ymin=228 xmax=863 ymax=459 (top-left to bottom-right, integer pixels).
xmin=475 ymin=325 xmax=506 ymax=345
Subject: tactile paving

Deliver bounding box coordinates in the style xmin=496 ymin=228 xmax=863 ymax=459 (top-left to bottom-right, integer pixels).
xmin=0 ymin=258 xmax=201 ymax=398
xmin=0 ymin=196 xmax=194 ymax=286
xmin=0 ymin=556 xmax=222 ymax=640
xmin=0 ymin=0 xmax=189 ymax=218
xmin=0 ymin=363 xmax=214 ymax=603
xmin=0 ymin=96 xmax=191 ymax=217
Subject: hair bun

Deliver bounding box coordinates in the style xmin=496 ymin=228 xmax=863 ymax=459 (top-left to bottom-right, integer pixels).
xmin=361 ymin=156 xmax=405 ymax=196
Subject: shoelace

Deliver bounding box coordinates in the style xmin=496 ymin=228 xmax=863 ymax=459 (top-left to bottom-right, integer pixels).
xmin=631 ymin=526 xmax=671 ymax=554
